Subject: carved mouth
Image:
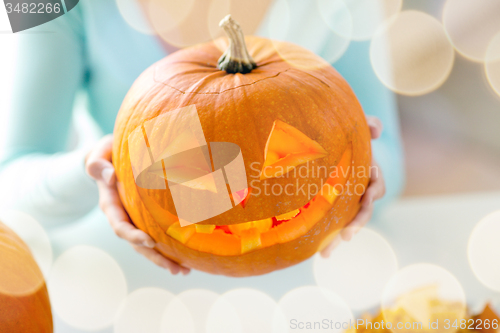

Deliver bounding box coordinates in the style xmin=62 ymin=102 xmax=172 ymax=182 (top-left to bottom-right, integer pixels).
xmin=127 ymin=113 xmax=355 ymax=255
xmin=165 ymin=145 xmax=352 ymax=255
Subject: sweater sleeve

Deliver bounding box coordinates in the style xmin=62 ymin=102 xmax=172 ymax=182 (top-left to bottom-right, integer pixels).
xmin=0 ymin=6 xmax=98 ymax=228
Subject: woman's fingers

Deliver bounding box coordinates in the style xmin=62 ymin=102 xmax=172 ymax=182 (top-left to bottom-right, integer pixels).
xmin=340 ymin=203 xmax=374 ymax=241
xmin=132 ymin=245 xmax=191 ymax=275
xmin=362 ymin=160 xmax=386 ymax=206
xmin=320 ymin=199 xmax=375 ymax=257
xmin=366 ymin=116 xmax=383 ymax=140
xmin=319 ymin=234 xmax=342 ymax=258
xmin=98 ymin=179 xmax=189 ymax=275
xmin=86 ymin=135 xmax=156 ymax=248
xmin=96 ymin=176 xmax=156 ymax=248
xmin=114 ymin=224 xmax=155 ymax=248
xmin=86 ymin=136 xmax=190 ymax=275
xmin=340 ymin=160 xmax=385 ymax=241
xmin=109 ymin=218 xmax=155 ymax=248
xmin=85 ymin=135 xmax=115 ymax=184
xmin=88 ymin=161 xmax=115 ymax=186
xmin=319 ymin=117 xmax=385 ymax=255
xmin=321 ymin=173 xmax=379 ymax=254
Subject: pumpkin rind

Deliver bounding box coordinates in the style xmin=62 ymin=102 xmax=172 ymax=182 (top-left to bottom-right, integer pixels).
xmin=0 ymin=221 xmax=53 ymax=332
xmin=113 ymin=36 xmax=371 ymax=276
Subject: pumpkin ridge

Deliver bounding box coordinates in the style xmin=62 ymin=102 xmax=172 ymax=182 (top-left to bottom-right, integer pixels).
xmin=180 ymin=71 xmax=230 ymax=94
xmin=116 ymin=87 xmax=163 ymax=235
xmin=115 ymin=79 xmax=161 ymax=175
xmin=153 ymin=65 xmax=220 ymax=84
xmin=285 ymin=68 xmax=331 ymax=89
xmin=253 ymin=58 xmax=284 ymax=67
xmin=164 ymin=60 xmax=218 ymax=69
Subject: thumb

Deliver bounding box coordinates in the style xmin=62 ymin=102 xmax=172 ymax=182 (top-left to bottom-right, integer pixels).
xmin=85 ymin=135 xmax=115 ymax=184
xmin=366 ymin=116 xmax=383 ymax=140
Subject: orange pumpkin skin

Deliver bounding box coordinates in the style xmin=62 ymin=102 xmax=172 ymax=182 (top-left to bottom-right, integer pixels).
xmin=113 ymin=36 xmax=371 ymax=276
xmin=0 ymin=222 xmax=53 ymax=332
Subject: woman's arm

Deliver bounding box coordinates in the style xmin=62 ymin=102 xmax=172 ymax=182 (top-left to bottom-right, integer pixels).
xmin=0 ymin=8 xmax=98 ymax=228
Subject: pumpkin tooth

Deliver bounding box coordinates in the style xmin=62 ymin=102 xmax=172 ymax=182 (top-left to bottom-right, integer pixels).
xmin=228 ymin=222 xmax=252 ymax=235
xmin=167 ymin=222 xmax=196 ymax=243
xmin=321 ymin=183 xmax=341 ymax=205
xmin=228 ymin=218 xmax=272 ymax=235
xmin=276 ymin=209 xmax=300 ymax=221
xmin=252 ymin=218 xmax=273 ymax=233
xmin=195 ymin=224 xmax=216 ymax=234
xmin=240 ymin=228 xmax=262 ymax=253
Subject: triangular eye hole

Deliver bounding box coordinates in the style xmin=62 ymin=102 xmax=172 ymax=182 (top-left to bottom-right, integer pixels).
xmin=260 ymin=120 xmax=328 ymax=180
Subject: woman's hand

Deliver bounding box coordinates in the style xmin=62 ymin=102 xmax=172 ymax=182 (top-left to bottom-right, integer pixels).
xmin=320 ymin=116 xmax=386 ymax=258
xmin=85 ymin=135 xmax=190 ymax=275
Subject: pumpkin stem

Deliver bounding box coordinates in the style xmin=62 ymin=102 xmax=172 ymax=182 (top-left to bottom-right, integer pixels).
xmin=218 ymin=15 xmax=257 ymax=74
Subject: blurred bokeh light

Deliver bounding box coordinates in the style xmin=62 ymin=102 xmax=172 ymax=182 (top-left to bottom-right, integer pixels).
xmin=161 ymin=289 xmax=219 ymax=333
xmin=160 ymin=293 xmax=197 ymax=333
xmin=485 ymin=32 xmax=500 ymax=97
xmin=116 ymin=0 xmax=155 ymax=35
xmin=443 ymin=0 xmax=500 ymax=62
xmin=148 ymin=0 xmax=228 ymax=48
xmin=0 ymin=210 xmax=52 ymax=279
xmin=48 ymin=245 xmax=127 ymax=331
xmin=316 ymin=0 xmax=353 ymax=41
xmin=207 ymin=288 xmax=278 ymax=333
xmin=319 ymin=0 xmax=402 ymax=41
xmin=313 ymin=228 xmax=398 ymax=311
xmin=264 ymin=0 xmax=351 ymax=65
xmin=225 ymin=0 xmax=276 ymax=35
xmin=114 ymin=287 xmax=176 ymax=333
xmin=381 ymin=263 xmax=466 ymax=333
xmin=468 ymin=210 xmax=500 ymax=292
xmin=206 ymin=293 xmax=243 ymax=333
xmin=0 ymin=221 xmax=45 ymax=298
xmin=370 ymin=10 xmax=455 ymax=96
xmin=274 ymin=286 xmax=353 ymax=333
xmin=147 ymin=0 xmax=195 ymax=36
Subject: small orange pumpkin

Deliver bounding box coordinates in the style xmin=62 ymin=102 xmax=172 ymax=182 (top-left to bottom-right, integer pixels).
xmin=0 ymin=221 xmax=53 ymax=332
xmin=473 ymin=303 xmax=500 ymax=333
xmin=113 ymin=16 xmax=371 ymax=276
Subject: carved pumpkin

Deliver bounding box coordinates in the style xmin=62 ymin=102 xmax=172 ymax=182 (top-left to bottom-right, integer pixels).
xmin=0 ymin=221 xmax=53 ymax=332
xmin=113 ymin=16 xmax=371 ymax=276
